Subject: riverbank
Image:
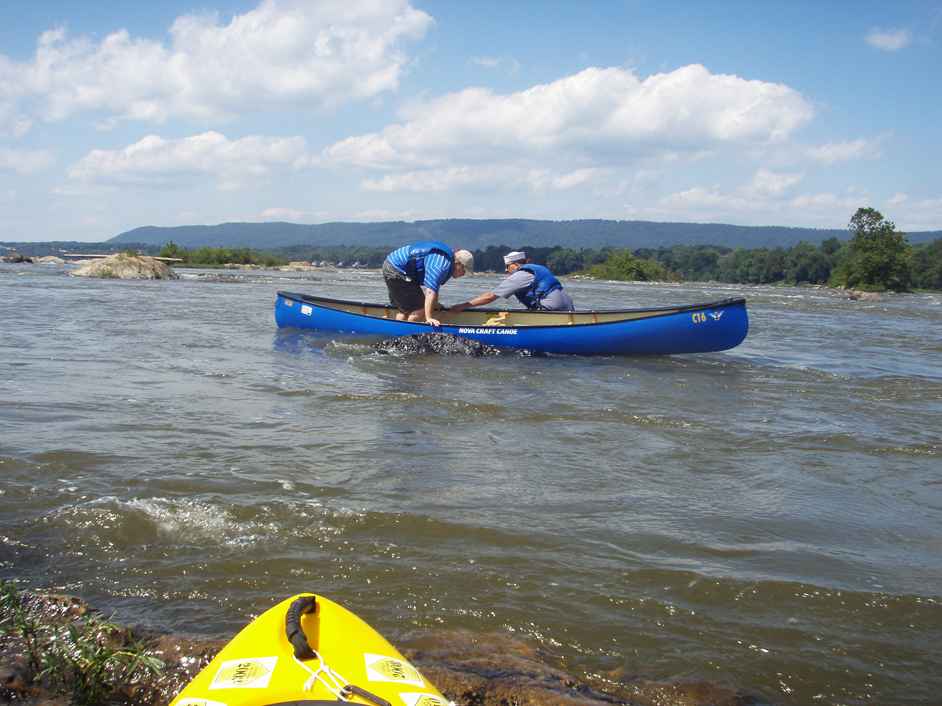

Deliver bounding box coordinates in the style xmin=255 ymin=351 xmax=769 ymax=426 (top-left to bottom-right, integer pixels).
xmin=1 ymin=590 xmax=756 ymax=706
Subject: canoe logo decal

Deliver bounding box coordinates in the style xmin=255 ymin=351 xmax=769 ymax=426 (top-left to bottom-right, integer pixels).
xmin=209 ymin=656 xmax=278 ymax=690
xmin=364 ymin=653 xmax=425 ymax=687
xmin=457 ymin=327 xmax=518 ymax=335
xmin=692 ymin=311 xmax=724 ymax=324
xmin=301 ymin=304 xmax=313 ymax=316
xmin=400 ymin=693 xmax=450 ymax=706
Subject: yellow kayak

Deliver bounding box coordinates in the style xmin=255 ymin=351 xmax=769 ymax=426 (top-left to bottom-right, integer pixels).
xmin=170 ymin=593 xmax=451 ymax=706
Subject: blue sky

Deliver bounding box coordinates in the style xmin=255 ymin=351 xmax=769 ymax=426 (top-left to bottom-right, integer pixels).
xmin=1 ymin=0 xmax=940 ymax=242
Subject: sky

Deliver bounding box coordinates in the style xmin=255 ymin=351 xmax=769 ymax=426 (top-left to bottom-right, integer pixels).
xmin=1 ymin=0 xmax=940 ymax=243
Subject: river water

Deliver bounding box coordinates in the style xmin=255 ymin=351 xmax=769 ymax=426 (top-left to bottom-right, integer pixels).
xmin=1 ymin=263 xmax=940 ymax=705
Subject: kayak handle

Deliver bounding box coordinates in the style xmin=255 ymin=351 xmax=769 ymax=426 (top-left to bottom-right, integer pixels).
xmin=285 ymin=595 xmax=318 ymax=660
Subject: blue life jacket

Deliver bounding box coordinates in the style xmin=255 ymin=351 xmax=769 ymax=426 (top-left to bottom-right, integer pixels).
xmin=387 ymin=241 xmax=454 ymax=283
xmin=513 ymin=264 xmax=563 ymax=309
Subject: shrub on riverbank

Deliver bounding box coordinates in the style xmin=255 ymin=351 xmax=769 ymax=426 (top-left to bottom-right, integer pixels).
xmin=159 ymin=242 xmax=287 ymax=268
xmin=0 ymin=581 xmax=163 ymax=705
xmin=586 ymin=249 xmax=679 ymax=282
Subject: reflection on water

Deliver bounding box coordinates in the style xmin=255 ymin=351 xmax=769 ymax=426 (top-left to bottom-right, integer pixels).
xmin=1 ymin=264 xmax=941 ymax=705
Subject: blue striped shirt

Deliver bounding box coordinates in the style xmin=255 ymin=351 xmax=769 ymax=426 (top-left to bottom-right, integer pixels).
xmin=419 ymin=253 xmax=452 ymax=292
xmin=387 ymin=247 xmax=453 ymax=293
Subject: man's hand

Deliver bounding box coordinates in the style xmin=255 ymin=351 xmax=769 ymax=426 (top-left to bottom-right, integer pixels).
xmin=426 ymin=317 xmax=441 ymax=327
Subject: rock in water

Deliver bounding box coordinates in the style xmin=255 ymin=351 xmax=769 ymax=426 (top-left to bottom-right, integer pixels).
xmin=373 ymin=333 xmax=503 ymax=356
xmin=847 ymin=289 xmax=881 ymax=301
xmin=69 ymin=253 xmax=179 ymax=280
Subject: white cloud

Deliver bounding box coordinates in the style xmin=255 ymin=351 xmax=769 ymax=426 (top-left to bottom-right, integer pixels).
xmin=259 ymin=207 xmax=312 ymax=221
xmin=0 ymin=147 xmax=55 ymax=174
xmin=470 ymin=56 xmax=501 ymax=68
xmin=67 ymin=131 xmax=311 ymax=189
xmin=807 ymin=138 xmax=882 ymax=164
xmin=659 ymin=185 xmax=753 ymax=211
xmin=323 ymin=64 xmax=814 ymax=172
xmin=865 ymin=28 xmax=912 ymax=51
xmin=470 ymin=55 xmax=520 ymax=73
xmin=647 ymin=169 xmax=816 ymax=222
xmin=745 ymin=168 xmax=804 ymax=197
xmin=0 ymin=54 xmax=32 ymax=136
xmin=362 ymin=165 xmax=605 ymax=192
xmin=887 ymin=192 xmax=908 ymax=206
xmin=894 ymin=196 xmax=942 ymax=231
xmin=1 ymin=0 xmax=432 ymax=134
xmin=790 ymin=192 xmax=863 ymax=211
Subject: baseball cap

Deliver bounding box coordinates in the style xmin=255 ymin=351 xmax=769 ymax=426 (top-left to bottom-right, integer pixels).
xmin=454 ymin=249 xmax=475 ymax=274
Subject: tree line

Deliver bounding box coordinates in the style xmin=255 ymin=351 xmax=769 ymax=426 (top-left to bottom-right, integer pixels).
xmin=159 ymin=208 xmax=942 ymax=291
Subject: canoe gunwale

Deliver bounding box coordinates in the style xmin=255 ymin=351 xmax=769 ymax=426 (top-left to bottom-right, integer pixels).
xmin=276 ymin=290 xmax=746 ymax=330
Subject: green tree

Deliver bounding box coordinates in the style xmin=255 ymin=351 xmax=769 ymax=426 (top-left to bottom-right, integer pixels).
xmin=587 ymin=250 xmax=677 ymax=282
xmin=829 ymin=208 xmax=912 ymax=291
xmin=784 ymin=242 xmax=832 ymax=284
xmin=158 ymin=241 xmax=185 ymax=260
xmin=545 ymin=248 xmax=585 ymax=274
xmin=911 ymin=239 xmax=942 ymax=290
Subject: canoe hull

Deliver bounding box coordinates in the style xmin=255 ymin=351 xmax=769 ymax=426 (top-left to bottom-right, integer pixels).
xmin=275 ymin=292 xmax=748 ymax=356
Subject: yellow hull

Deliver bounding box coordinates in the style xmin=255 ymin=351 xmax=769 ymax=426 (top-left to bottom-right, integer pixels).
xmin=170 ymin=594 xmax=450 ymax=706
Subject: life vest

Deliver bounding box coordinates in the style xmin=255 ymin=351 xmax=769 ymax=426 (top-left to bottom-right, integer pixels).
xmin=513 ymin=264 xmax=563 ymax=309
xmin=387 ymin=241 xmax=454 ymax=283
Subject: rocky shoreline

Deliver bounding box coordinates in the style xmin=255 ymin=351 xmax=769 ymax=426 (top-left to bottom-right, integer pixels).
xmin=1 ymin=591 xmax=758 ymax=706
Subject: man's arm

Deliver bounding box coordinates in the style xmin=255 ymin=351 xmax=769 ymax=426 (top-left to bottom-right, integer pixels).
xmin=450 ymin=292 xmax=498 ymax=312
xmin=423 ymin=287 xmax=441 ymax=326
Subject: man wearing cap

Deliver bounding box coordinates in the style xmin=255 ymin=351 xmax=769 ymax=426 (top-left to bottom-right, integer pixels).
xmin=450 ymin=251 xmax=575 ymax=312
xmin=382 ymin=241 xmax=474 ymax=327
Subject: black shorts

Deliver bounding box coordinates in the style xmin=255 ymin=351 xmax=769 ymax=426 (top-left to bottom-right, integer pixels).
xmin=383 ymin=261 xmax=425 ymax=313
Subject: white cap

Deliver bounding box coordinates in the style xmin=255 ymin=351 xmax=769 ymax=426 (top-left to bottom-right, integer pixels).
xmin=454 ymin=249 xmax=474 ymax=274
xmin=503 ymin=250 xmax=527 ymax=265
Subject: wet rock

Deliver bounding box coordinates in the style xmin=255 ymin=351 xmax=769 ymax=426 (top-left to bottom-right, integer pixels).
xmin=69 ymin=254 xmax=179 ymax=280
xmin=402 ymin=630 xmax=757 ymax=706
xmin=847 ymin=289 xmax=881 ymax=301
xmin=0 ymin=254 xmax=32 ymax=263
xmin=280 ymin=261 xmax=315 ymax=271
xmin=373 ymin=333 xmax=504 ymax=357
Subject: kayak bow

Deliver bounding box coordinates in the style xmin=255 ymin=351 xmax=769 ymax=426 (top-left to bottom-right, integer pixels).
xmin=170 ymin=593 xmax=450 ymax=706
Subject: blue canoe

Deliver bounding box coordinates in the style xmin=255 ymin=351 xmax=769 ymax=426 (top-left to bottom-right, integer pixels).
xmin=275 ymin=291 xmax=748 ymax=356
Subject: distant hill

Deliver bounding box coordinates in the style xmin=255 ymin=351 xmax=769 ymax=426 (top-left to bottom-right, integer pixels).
xmin=109 ymin=219 xmax=942 ymax=251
